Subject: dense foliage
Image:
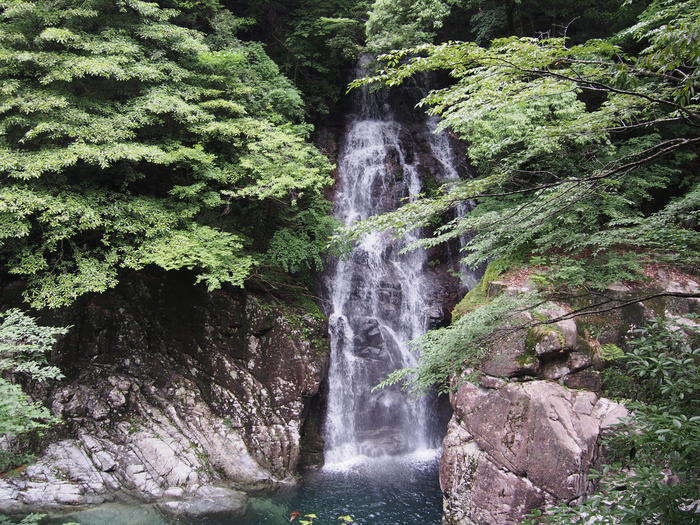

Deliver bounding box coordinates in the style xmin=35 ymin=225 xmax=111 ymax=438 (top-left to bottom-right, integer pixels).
xmin=0 ymin=0 xmax=335 ymax=308
xmin=365 ymin=0 xmax=452 ymax=54
xmin=227 ymin=0 xmax=370 ymax=117
xmin=0 ymin=309 xmax=65 ymax=471
xmin=364 ymin=0 xmax=644 ymax=54
xmin=349 ymin=0 xmax=699 ymax=291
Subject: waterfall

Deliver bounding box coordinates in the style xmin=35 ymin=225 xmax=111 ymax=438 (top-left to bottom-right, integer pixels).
xmin=322 ymin=65 xmax=469 ymax=468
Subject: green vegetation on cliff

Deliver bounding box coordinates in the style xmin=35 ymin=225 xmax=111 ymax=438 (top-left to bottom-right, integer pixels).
xmin=0 ymin=0 xmax=336 ymax=308
xmin=351 ymin=0 xmax=699 ymax=283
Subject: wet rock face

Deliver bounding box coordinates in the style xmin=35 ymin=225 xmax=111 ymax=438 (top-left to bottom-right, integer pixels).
xmin=0 ymin=270 xmax=329 ymax=517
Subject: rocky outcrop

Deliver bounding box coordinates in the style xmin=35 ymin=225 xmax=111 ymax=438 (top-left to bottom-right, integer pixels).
xmin=0 ymin=270 xmax=329 ymax=517
xmin=441 ymin=268 xmax=700 ymax=524
xmin=441 ymin=381 xmax=626 ymax=525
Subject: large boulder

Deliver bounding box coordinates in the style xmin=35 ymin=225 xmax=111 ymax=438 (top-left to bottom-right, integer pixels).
xmin=441 ymin=268 xmax=700 ymax=524
xmin=0 ymin=270 xmax=329 ymax=517
xmin=441 ymin=380 xmax=627 ymax=524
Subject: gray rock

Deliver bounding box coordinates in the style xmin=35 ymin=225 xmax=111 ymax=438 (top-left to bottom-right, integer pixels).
xmin=540 ymin=357 xmax=571 ymax=380
xmin=0 ymin=271 xmax=329 ymax=515
xmin=442 ymin=270 xmax=699 ymax=525
xmin=478 ymin=375 xmax=506 ymax=389
xmin=567 ymin=351 xmax=593 ymax=372
xmin=441 ymin=418 xmax=548 ymax=525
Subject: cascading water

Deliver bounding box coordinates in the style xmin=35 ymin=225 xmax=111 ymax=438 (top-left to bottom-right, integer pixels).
xmin=47 ymin=66 xmax=475 ymax=525
xmin=425 ymin=115 xmax=481 ymax=291
xmin=322 ymin=64 xmax=469 ymax=468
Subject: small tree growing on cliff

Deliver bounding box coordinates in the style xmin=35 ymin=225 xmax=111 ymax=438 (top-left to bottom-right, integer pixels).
xmin=0 ymin=309 xmax=66 ymax=467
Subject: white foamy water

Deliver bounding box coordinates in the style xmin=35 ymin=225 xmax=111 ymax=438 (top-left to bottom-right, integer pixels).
xmin=322 ymin=66 xmax=475 ymax=469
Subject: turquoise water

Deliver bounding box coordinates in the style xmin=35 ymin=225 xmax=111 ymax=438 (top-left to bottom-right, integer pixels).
xmin=44 ymin=454 xmax=442 ymax=525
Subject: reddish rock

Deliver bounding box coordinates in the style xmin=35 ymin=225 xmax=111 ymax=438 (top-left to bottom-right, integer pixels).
xmin=442 ymin=380 xmax=626 ymax=524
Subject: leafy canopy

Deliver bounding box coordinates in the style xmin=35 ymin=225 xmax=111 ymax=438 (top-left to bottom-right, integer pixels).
xmin=0 ymin=0 xmax=334 ymax=308
xmin=365 ymin=0 xmax=452 ymax=54
xmin=349 ymin=0 xmax=700 ymax=288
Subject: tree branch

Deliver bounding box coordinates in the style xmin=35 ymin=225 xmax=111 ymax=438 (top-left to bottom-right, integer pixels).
xmin=522 ymin=291 xmax=700 ymax=328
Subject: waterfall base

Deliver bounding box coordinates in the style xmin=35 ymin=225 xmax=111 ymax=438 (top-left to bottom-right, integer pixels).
xmin=245 ymin=453 xmax=443 ymax=525
xmin=41 ymin=454 xmax=443 ymax=525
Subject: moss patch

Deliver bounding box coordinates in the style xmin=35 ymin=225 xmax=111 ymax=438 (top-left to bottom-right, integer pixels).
xmin=452 ymin=259 xmax=512 ymax=321
xmin=525 ymin=323 xmax=565 ymax=353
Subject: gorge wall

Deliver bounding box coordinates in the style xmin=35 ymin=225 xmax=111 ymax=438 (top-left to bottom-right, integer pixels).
xmin=0 ymin=270 xmax=329 ymax=518
xmin=5 ymin=73 xmax=692 ymax=525
xmin=440 ymin=268 xmax=700 ymax=524
xmin=0 ymin=71 xmax=469 ymax=521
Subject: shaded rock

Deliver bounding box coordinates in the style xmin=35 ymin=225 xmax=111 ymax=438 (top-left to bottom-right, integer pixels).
xmin=564 ymin=370 xmax=602 ymax=392
xmin=539 ymin=351 xmax=592 ymax=380
xmin=0 ymin=270 xmax=329 ymax=515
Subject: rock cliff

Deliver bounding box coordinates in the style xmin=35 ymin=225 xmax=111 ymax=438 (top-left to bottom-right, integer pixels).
xmin=440 ymin=268 xmax=700 ymax=524
xmin=0 ymin=270 xmax=330 ymax=518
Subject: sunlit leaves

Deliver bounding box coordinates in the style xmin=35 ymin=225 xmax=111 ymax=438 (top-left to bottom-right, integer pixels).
xmin=0 ymin=0 xmax=334 ymax=306
xmin=126 ymin=225 xmax=256 ymax=292
xmin=348 ymin=0 xmax=699 ymax=279
xmin=365 ymin=0 xmax=452 ymax=54
xmin=0 ymin=309 xmax=66 ymax=436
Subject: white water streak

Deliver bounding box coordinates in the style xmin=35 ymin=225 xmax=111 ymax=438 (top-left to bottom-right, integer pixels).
xmin=323 ymin=74 xmax=471 ymax=469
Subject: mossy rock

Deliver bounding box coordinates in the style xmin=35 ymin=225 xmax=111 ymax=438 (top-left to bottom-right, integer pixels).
xmin=452 ymin=259 xmax=512 ymax=321
xmin=525 ymin=324 xmax=566 ymax=354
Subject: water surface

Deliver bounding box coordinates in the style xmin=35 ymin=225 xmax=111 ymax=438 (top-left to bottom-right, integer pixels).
xmin=45 ymin=454 xmax=442 ymax=525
